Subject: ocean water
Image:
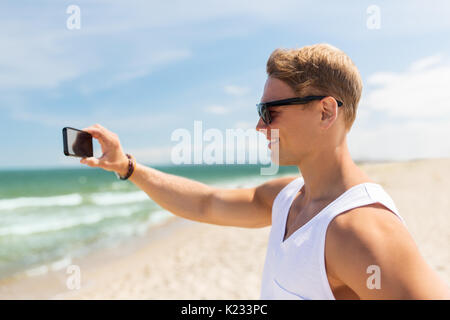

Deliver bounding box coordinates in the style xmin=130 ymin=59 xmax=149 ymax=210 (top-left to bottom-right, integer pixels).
xmin=0 ymin=164 xmax=298 ymax=279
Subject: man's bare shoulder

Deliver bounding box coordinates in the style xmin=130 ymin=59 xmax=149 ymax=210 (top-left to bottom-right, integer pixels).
xmin=326 ymin=203 xmax=410 ymax=264
xmin=254 ymin=175 xmax=299 ymax=209
xmin=328 ymin=203 xmax=406 ymax=239
xmin=324 ymin=203 xmax=447 ymax=299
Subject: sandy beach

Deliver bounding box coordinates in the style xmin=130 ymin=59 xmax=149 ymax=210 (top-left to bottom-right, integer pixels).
xmin=1 ymin=158 xmax=449 ymax=299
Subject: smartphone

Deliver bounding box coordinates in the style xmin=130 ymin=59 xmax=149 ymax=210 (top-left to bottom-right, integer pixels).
xmin=62 ymin=127 xmax=93 ymax=158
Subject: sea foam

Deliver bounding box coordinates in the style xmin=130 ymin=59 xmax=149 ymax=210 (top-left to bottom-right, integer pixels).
xmin=0 ymin=194 xmax=82 ymax=211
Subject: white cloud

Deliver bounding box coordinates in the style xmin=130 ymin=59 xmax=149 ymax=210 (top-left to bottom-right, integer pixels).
xmin=3 ymin=0 xmax=449 ymax=92
xmin=128 ymin=146 xmax=174 ymax=165
xmin=234 ymin=121 xmax=256 ymax=129
xmin=9 ymin=107 xmax=85 ymax=128
xmin=131 ymin=126 xmax=271 ymax=165
xmin=350 ymin=54 xmax=450 ymax=161
xmin=374 ymin=1 xmax=450 ymax=36
xmin=0 ymin=0 xmax=364 ymax=92
xmin=0 ymin=0 xmax=306 ymax=92
xmin=204 ymin=105 xmax=230 ymax=115
xmin=409 ymin=54 xmax=444 ymax=72
xmin=364 ymin=54 xmax=450 ymax=119
xmin=224 ymin=85 xmax=250 ymax=97
xmin=79 ymin=49 xmax=192 ymax=94
xmin=7 ymin=105 xmax=179 ymax=134
xmin=349 ymin=120 xmax=450 ymax=161
xmin=0 ymin=31 xmax=91 ymax=89
xmin=0 ymin=24 xmax=191 ymax=91
xmin=82 ymin=0 xmax=450 ymax=37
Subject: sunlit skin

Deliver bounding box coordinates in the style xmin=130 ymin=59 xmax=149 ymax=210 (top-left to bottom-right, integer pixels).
xmin=256 ymin=77 xmax=371 ymax=203
xmin=255 ymin=77 xmax=450 ymax=299
xmin=79 ymin=77 xmax=450 ymax=300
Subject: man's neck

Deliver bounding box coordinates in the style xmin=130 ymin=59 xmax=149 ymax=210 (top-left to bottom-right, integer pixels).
xmin=296 ymin=142 xmax=370 ymax=205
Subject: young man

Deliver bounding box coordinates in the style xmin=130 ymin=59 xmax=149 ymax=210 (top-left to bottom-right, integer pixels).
xmin=80 ymin=44 xmax=449 ymax=299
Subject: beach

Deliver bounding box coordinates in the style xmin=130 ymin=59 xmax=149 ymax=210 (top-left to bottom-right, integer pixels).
xmin=0 ymin=158 xmax=449 ymax=299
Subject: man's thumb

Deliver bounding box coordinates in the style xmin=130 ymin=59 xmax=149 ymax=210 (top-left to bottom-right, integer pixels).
xmin=80 ymin=157 xmax=101 ymax=167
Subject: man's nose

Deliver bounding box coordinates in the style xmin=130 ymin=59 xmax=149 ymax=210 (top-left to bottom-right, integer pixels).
xmin=256 ymin=117 xmax=271 ymax=139
xmin=256 ymin=117 xmax=268 ymax=133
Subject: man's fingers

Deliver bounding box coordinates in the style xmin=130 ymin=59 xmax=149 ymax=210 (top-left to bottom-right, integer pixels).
xmin=82 ymin=127 xmax=101 ymax=138
xmin=80 ymin=157 xmax=101 ymax=167
xmin=82 ymin=127 xmax=108 ymax=144
xmin=82 ymin=124 xmax=118 ymax=145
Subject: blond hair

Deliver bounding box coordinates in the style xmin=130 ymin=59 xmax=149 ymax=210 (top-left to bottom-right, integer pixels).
xmin=266 ymin=43 xmax=363 ymax=130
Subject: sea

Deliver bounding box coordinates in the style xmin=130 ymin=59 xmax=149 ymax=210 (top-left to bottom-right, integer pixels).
xmin=0 ymin=164 xmax=298 ymax=280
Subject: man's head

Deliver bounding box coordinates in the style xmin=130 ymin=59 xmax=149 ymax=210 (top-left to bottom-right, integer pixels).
xmin=256 ymin=43 xmax=363 ymax=166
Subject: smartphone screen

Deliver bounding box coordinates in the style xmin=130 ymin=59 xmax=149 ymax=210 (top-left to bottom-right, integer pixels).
xmin=62 ymin=127 xmax=93 ymax=158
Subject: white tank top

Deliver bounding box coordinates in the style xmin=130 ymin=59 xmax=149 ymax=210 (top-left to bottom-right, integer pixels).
xmin=260 ymin=176 xmax=406 ymax=300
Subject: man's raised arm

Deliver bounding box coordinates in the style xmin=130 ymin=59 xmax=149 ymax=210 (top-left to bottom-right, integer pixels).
xmin=80 ymin=124 xmax=295 ymax=228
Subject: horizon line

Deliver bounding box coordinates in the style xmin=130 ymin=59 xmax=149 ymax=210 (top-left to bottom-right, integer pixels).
xmin=0 ymin=157 xmax=443 ymax=172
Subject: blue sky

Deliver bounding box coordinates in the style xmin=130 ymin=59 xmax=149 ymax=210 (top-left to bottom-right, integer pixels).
xmin=1 ymin=0 xmax=450 ymax=169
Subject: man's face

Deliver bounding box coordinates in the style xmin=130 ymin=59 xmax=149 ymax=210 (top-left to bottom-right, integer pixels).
xmin=256 ymin=77 xmax=323 ymax=166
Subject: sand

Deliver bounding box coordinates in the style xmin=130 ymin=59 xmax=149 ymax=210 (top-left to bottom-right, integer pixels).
xmin=1 ymin=158 xmax=449 ymax=299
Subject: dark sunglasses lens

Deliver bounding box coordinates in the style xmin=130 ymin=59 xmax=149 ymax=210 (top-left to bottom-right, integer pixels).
xmin=264 ymin=108 xmax=270 ymax=124
xmin=262 ymin=106 xmax=270 ymax=124
xmin=257 ymin=103 xmax=271 ymax=124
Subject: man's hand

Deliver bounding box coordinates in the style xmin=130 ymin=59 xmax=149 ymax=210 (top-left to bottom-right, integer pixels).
xmin=79 ymin=124 xmax=129 ymax=176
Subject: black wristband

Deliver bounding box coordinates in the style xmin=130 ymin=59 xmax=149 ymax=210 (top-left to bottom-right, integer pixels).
xmin=118 ymin=154 xmax=135 ymax=180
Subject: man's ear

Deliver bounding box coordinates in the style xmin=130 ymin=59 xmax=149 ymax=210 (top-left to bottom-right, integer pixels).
xmin=320 ymin=97 xmax=338 ymax=130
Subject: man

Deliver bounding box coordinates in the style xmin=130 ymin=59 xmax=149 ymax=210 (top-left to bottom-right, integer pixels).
xmin=80 ymin=44 xmax=449 ymax=299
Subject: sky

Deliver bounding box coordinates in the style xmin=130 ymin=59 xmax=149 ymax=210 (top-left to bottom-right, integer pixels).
xmin=0 ymin=0 xmax=450 ymax=169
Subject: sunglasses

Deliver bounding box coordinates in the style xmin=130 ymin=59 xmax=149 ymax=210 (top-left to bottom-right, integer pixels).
xmin=256 ymin=95 xmax=343 ymax=125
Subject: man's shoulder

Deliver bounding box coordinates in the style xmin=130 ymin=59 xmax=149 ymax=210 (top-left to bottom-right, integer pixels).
xmin=324 ymin=203 xmax=449 ymax=299
xmin=327 ymin=203 xmax=405 ymax=244
xmin=325 ymin=202 xmax=411 ymax=275
xmin=254 ymin=175 xmax=299 ymax=208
